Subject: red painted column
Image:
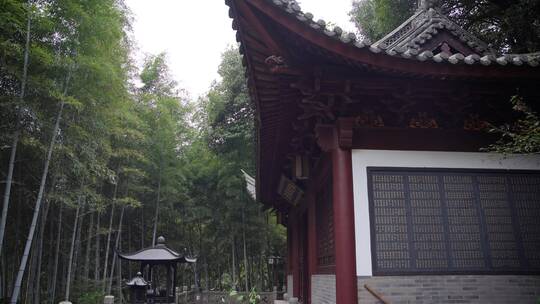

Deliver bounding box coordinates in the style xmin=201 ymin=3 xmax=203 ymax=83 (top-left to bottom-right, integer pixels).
xmin=307 ymin=196 xmax=317 ymax=304
xmin=307 ymin=196 xmax=317 ymax=274
xmin=332 ymin=145 xmax=358 ymax=304
xmin=290 ymin=213 xmax=301 ymax=299
xmin=286 ymin=220 xmax=293 ymax=291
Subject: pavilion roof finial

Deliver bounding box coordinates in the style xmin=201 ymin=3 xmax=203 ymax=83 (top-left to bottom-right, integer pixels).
xmin=418 ymin=0 xmax=434 ymax=10
xmin=157 ymin=236 xmax=166 ymax=245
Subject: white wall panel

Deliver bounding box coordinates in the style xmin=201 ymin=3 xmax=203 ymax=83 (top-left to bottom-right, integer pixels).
xmin=351 ymin=150 xmax=540 ymax=276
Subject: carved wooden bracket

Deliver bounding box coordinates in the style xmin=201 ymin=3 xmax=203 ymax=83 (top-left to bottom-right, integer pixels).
xmin=409 ymin=112 xmax=439 ymax=128
xmin=265 ymin=55 xmax=288 ymax=73
xmin=315 ymin=118 xmax=355 ymax=151
xmin=337 ymin=118 xmax=355 ymax=149
xmin=463 ymin=114 xmax=489 ymax=131
xmin=315 ymin=124 xmax=336 ymax=152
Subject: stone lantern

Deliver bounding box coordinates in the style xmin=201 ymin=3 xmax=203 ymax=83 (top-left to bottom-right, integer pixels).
xmin=126 ymin=272 xmax=149 ymax=304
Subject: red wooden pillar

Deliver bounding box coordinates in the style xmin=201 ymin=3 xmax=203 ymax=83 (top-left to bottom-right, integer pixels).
xmin=316 ymin=119 xmax=358 ymax=304
xmin=332 ymin=145 xmax=358 ymax=304
xmin=307 ymin=195 xmax=317 ymax=276
xmin=306 ymin=194 xmax=317 ymax=304
xmin=290 ymin=212 xmax=301 ymax=298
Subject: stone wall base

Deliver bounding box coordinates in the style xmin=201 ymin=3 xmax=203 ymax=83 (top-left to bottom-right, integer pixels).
xmin=358 ymin=275 xmax=540 ymax=304
xmin=304 ymin=274 xmax=540 ymax=304
xmin=311 ymin=274 xmax=336 ymax=304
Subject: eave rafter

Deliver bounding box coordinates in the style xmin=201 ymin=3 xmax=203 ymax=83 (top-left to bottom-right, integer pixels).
xmin=236 ymin=0 xmax=287 ymax=57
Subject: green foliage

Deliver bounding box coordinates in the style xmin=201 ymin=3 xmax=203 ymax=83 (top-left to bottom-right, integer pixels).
xmin=0 ymin=1 xmax=283 ymax=301
xmin=246 ymin=288 xmax=262 ymax=304
xmin=228 ymin=287 xmax=261 ymax=304
xmin=349 ymin=0 xmax=540 ymax=53
xmin=77 ymin=291 xmax=104 ymax=304
xmin=487 ymin=96 xmax=540 ymax=154
xmin=140 ymin=53 xmax=178 ymax=97
xmin=205 ymin=46 xmax=254 ymax=166
xmin=350 ymin=0 xmax=414 ymax=41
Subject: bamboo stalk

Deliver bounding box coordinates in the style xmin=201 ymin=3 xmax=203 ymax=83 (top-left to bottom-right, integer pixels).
xmin=10 ymin=69 xmax=72 ymax=304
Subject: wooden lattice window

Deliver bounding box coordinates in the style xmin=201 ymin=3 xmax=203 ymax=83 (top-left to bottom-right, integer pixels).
xmin=368 ymin=168 xmax=540 ymax=275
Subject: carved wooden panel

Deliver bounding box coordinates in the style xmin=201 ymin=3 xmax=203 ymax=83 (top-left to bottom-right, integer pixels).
xmin=368 ymin=168 xmax=540 ymax=275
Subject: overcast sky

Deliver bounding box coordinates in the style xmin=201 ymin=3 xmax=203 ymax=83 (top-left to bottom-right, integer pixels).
xmin=127 ymin=0 xmax=355 ymax=99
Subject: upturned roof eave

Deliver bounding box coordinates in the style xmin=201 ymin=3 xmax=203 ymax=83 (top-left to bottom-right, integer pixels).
xmin=225 ymin=0 xmax=540 ymax=211
xmin=117 ymin=245 xmax=194 ymax=263
xmin=230 ymin=0 xmax=540 ymax=80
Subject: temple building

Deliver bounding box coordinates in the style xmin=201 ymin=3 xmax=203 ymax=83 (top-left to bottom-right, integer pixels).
xmin=225 ymin=0 xmax=540 ymax=303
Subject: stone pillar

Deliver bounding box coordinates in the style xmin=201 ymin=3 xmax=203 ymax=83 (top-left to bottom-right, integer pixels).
xmin=183 ymin=285 xmax=188 ymax=303
xmin=103 ymin=295 xmax=114 ymax=304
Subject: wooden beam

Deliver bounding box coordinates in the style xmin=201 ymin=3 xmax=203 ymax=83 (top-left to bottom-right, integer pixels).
xmin=352 ymin=127 xmax=497 ymax=151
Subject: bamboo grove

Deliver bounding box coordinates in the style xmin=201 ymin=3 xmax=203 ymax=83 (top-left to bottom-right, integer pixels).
xmin=0 ymin=1 xmax=285 ymax=303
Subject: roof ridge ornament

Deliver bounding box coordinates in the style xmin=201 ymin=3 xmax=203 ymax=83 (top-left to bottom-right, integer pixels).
xmin=418 ymin=0 xmax=435 ymax=10
xmin=371 ymin=0 xmax=492 ymax=56
xmin=157 ymin=236 xmax=166 ymax=245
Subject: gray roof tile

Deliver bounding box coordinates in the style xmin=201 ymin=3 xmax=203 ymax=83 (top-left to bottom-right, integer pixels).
xmin=230 ymin=0 xmax=539 ymax=68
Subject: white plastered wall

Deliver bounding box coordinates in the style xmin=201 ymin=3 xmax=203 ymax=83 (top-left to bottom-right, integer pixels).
xmin=351 ymin=150 xmax=540 ymax=276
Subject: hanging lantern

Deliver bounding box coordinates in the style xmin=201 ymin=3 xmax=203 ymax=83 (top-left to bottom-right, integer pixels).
xmin=293 ymin=154 xmax=310 ymax=180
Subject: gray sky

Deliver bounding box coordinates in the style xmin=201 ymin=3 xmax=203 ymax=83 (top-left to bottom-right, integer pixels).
xmin=127 ymin=0 xmax=355 ymax=99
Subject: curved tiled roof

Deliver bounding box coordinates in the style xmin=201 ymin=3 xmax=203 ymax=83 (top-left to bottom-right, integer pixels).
xmin=225 ymin=0 xmax=540 ymax=209
xmin=118 ymin=237 xmax=196 ymax=263
xmin=260 ymin=0 xmax=539 ymax=67
xmin=372 ymin=8 xmax=491 ymax=55
xmin=118 ymin=245 xmax=182 ymax=262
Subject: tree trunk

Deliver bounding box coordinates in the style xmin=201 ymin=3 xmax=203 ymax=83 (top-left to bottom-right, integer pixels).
xmin=71 ymin=202 xmax=86 ymax=283
xmin=59 ymin=255 xmax=67 ymax=302
xmin=140 ymin=207 xmax=144 ymax=248
xmin=46 ymin=187 xmax=58 ymax=296
xmin=107 ymin=205 xmax=125 ymax=294
xmin=102 ymin=180 xmax=118 ymax=292
xmin=64 ymin=196 xmax=82 ymax=302
xmin=9 ymin=70 xmax=71 ymax=304
xmin=127 ymin=223 xmax=132 ymax=278
xmin=49 ymin=204 xmax=63 ymax=304
xmin=116 ymin=229 xmax=123 ymax=303
xmin=204 ymin=259 xmax=209 ymax=291
xmin=0 ymin=0 xmax=31 ymax=258
xmin=9 ymin=186 xmax=23 ymax=299
xmin=33 ymin=194 xmax=52 ymax=304
xmin=25 ymin=236 xmax=38 ymax=304
xmin=1 ymin=254 xmax=5 ymax=299
xmin=231 ymin=236 xmax=236 ymax=290
xmin=82 ymin=212 xmax=94 ymax=281
xmin=151 ymin=166 xmax=162 ymax=246
xmin=242 ymin=208 xmax=249 ymax=292
xmin=94 ymin=211 xmax=101 ymax=282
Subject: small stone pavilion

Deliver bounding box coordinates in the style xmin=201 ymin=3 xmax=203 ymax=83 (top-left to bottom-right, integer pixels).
xmin=118 ymin=236 xmax=196 ymax=304
xmin=226 ymin=0 xmax=540 ymax=303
